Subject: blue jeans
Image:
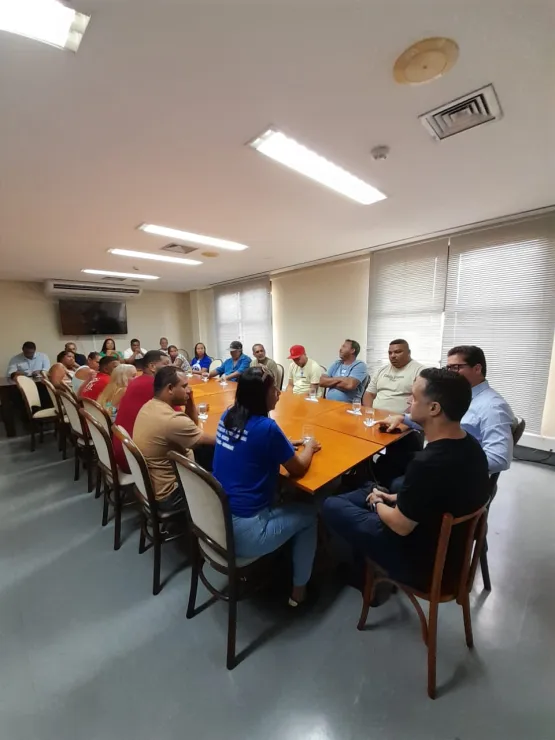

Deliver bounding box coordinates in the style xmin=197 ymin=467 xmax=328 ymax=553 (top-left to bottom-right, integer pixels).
xmin=232 ymin=504 xmax=318 ymax=586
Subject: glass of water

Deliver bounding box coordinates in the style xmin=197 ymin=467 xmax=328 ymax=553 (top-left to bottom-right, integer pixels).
xmin=352 ymin=401 xmax=362 ymax=415
xmin=308 ymin=387 xmax=317 ymax=401
xmin=302 ymin=424 xmax=315 ymax=445
xmin=220 ymin=373 xmax=227 ymax=385
xmin=198 ymin=402 xmax=208 ymax=420
xmin=363 ymin=407 xmax=375 ymax=427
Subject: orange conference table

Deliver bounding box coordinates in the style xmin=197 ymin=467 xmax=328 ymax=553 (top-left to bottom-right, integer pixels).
xmin=190 ymin=378 xmax=403 ymax=493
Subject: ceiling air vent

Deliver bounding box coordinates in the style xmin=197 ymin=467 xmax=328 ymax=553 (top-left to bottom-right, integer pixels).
xmin=419 ymin=84 xmax=502 ymax=141
xmin=100 ymin=276 xmax=127 ymax=283
xmin=161 ymin=243 xmax=198 ymax=255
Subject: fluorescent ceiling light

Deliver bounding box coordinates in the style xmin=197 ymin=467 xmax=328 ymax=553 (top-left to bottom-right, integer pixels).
xmin=139 ymin=224 xmax=249 ymax=251
xmin=109 ymin=248 xmax=202 ymax=266
xmin=248 ymin=128 xmax=387 ymax=205
xmin=0 ymin=0 xmax=90 ymax=52
xmin=82 ymin=269 xmax=159 ymax=281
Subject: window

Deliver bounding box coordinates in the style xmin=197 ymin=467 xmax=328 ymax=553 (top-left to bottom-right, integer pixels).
xmin=366 ymin=239 xmax=448 ymax=374
xmin=214 ymin=278 xmax=273 ymax=361
xmin=442 ymin=215 xmax=555 ymax=433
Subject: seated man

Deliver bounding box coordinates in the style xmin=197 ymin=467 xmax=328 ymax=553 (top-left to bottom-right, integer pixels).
xmin=386 ymin=345 xmax=515 ymax=475
xmin=322 ymin=368 xmax=490 ymax=592
xmin=168 ymin=345 xmax=192 ymax=373
xmin=286 ymin=345 xmax=323 ymax=395
xmin=208 ymin=340 xmax=251 ymax=382
xmin=250 ymin=343 xmax=279 ymax=383
xmin=113 ymin=350 xmax=169 ymax=471
xmin=73 ymin=352 xmax=100 ymax=395
xmin=363 ymin=339 xmax=423 ymax=414
xmin=80 ymin=356 xmax=119 ymax=401
xmin=64 ymin=342 xmax=87 ymax=367
xmin=7 ymin=341 xmax=50 ymax=379
xmin=124 ymin=339 xmax=146 ymax=363
xmin=319 ymin=339 xmax=368 ymax=403
xmin=133 ymin=366 xmax=215 ymax=512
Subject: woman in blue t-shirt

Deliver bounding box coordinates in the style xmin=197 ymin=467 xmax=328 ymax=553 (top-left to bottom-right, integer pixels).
xmin=191 ymin=342 xmax=213 ymax=374
xmin=213 ymin=366 xmax=321 ymax=607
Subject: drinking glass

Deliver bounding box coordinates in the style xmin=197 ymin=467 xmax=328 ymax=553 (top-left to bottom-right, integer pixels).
xmin=352 ymin=401 xmax=362 ymax=415
xmin=308 ymin=387 xmax=317 ymax=401
xmin=363 ymin=406 xmax=375 ymax=427
xmin=220 ymin=373 xmax=227 ymax=385
xmin=302 ymin=424 xmax=315 ymax=445
xmin=202 ymin=376 xmax=209 ymax=382
xmin=198 ymin=402 xmax=208 ymax=420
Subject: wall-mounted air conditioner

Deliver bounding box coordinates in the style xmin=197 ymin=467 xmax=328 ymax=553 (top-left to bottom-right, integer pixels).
xmin=44 ymin=280 xmax=143 ymax=300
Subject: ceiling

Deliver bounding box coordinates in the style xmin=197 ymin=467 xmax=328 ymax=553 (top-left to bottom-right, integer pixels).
xmin=0 ymin=0 xmax=553 ymax=292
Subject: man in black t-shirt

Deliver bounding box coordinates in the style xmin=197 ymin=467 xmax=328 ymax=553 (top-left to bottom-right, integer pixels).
xmin=322 ymin=368 xmax=490 ymax=592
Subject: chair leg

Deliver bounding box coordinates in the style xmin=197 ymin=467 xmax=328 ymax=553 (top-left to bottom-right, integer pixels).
xmin=461 ymin=594 xmax=474 ymax=648
xmin=226 ymin=581 xmax=238 ymax=670
xmin=357 ymin=562 xmax=376 ymax=630
xmin=139 ymin=518 xmax=147 ymax=554
xmin=427 ymin=600 xmax=439 ymax=700
xmin=95 ymin=471 xmax=102 ymax=499
xmin=74 ymin=447 xmax=80 ymax=481
xmin=152 ymin=535 xmax=162 ymax=595
xmin=113 ymin=489 xmax=122 ymax=551
xmin=39 ymin=423 xmax=44 ymax=443
xmin=101 ymin=478 xmax=110 ymax=527
xmin=186 ymin=544 xmax=200 ymax=619
xmin=480 ymin=539 xmax=491 ymax=591
xmin=30 ymin=425 xmax=36 ymax=453
xmin=86 ymin=452 xmax=94 ymax=493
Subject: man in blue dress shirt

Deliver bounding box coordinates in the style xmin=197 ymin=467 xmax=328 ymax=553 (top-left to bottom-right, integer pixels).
xmin=386 ymin=345 xmax=515 ymax=475
xmin=7 ymin=341 xmax=51 ymax=379
xmin=208 ymin=340 xmax=251 ymax=382
xmin=319 ymin=339 xmax=368 ymax=403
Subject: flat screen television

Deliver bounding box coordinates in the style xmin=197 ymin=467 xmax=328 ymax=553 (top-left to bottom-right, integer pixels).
xmin=58 ymin=300 xmax=128 ymax=336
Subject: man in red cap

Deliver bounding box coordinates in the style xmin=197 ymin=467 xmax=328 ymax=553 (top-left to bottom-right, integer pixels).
xmin=286 ymin=345 xmax=323 ymax=395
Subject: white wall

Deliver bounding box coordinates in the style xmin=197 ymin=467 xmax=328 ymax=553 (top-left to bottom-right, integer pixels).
xmin=0 ymin=281 xmax=194 ymax=373
xmin=189 ymin=288 xmax=218 ymax=359
xmin=271 ymin=257 xmax=370 ymax=371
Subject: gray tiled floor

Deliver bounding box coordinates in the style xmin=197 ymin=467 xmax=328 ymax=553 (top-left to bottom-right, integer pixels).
xmin=1 ymin=432 xmax=554 ymax=740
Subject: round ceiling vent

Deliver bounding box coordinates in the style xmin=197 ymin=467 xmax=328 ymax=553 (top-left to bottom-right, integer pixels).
xmin=393 ymin=37 xmax=459 ymax=85
xmin=201 ymin=251 xmax=219 ymax=258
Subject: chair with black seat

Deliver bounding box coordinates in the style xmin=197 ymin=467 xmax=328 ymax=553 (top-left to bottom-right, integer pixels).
xmin=479 ymin=416 xmax=526 ymax=591
xmin=15 ymin=375 xmax=58 ymax=451
xmin=357 ymin=503 xmax=489 ymax=699
xmin=113 ymin=425 xmax=188 ymax=595
xmin=40 ymin=377 xmax=70 ymax=458
xmin=80 ymin=410 xmax=134 ymax=550
xmin=169 ymin=451 xmax=275 ymax=670
xmin=57 ymin=389 xmax=96 ymax=493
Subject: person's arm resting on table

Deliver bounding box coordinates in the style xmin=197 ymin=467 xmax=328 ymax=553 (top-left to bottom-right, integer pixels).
xmin=283 ymin=438 xmax=321 ymax=477
xmin=208 ymin=363 xmax=225 ymax=379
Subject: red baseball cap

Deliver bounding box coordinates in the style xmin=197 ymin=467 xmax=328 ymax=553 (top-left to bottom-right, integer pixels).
xmin=288 ymin=344 xmax=306 ymax=359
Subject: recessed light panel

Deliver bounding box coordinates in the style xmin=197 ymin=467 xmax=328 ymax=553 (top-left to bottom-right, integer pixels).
xmin=138 ymin=224 xmax=249 ymax=251
xmin=108 ymin=248 xmax=202 ymax=266
xmin=0 ymin=0 xmax=90 ymax=52
xmin=82 ymin=269 xmax=159 ymax=281
xmin=249 ymin=128 xmax=387 ymax=205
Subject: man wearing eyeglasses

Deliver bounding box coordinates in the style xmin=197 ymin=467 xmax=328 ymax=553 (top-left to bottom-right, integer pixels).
xmin=386 ymin=345 xmax=515 ymax=474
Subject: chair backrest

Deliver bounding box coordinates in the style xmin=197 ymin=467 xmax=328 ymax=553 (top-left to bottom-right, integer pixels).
xmin=512 ymin=417 xmax=526 ymax=446
xmin=169 ymin=451 xmax=235 ymax=566
xmin=81 ymin=409 xmax=118 ymax=481
xmin=178 ymin=348 xmax=190 ymax=362
xmin=319 ymin=365 xmax=327 ymax=373
xmin=209 ymin=359 xmax=222 ymax=373
xmin=41 ymin=377 xmax=66 ymax=422
xmin=16 ymin=375 xmax=41 ymax=413
xmin=81 ymin=397 xmax=112 ymax=435
xmin=429 ymin=503 xmax=489 ymax=601
xmin=58 ymin=390 xmax=88 ymax=440
xmin=112 ymin=424 xmax=155 ymax=507
xmin=360 ymin=375 xmax=370 ymax=398
xmin=39 ymin=370 xmax=49 ymax=380
xmin=275 ymin=363 xmax=285 ymax=390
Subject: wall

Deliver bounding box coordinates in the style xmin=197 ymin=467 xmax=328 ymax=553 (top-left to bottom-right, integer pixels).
xmin=189 ymin=288 xmax=217 ymax=358
xmin=271 ymin=257 xmax=370 ymax=371
xmin=541 ymin=334 xmax=555 ymax=439
xmin=0 ymin=281 xmax=194 ymax=372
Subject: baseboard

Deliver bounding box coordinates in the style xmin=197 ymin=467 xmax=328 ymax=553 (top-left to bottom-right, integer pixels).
xmin=519 ymin=432 xmax=555 ymax=453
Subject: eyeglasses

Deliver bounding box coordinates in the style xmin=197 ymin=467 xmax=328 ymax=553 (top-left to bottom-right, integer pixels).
xmin=443 ymin=363 xmax=470 ymax=372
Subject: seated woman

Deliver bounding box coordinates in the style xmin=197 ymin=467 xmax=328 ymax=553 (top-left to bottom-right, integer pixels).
xmin=99 ymin=337 xmax=124 ymax=361
xmin=212 ymin=366 xmax=321 ymax=607
xmin=168 ymin=345 xmax=192 ymax=373
xmin=191 ymin=342 xmax=212 ymax=375
xmin=48 ymin=362 xmax=72 ymax=389
xmin=97 ymin=363 xmax=136 ymax=418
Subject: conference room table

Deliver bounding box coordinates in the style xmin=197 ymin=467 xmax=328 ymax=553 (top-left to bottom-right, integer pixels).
xmin=189 ymin=376 xmax=408 ymax=494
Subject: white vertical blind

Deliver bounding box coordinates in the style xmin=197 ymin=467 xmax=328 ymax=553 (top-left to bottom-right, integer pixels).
xmin=214 ymin=278 xmax=273 ymax=360
xmin=367 ymin=239 xmax=448 ymax=374
xmin=442 ymin=215 xmax=555 ymax=433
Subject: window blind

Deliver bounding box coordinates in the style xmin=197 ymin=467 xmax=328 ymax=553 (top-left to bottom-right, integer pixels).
xmin=367 ymin=239 xmax=448 ymax=374
xmin=214 ymin=278 xmax=273 ymax=361
xmin=442 ymin=214 xmax=555 ymax=433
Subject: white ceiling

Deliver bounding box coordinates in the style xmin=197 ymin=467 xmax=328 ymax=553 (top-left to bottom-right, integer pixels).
xmin=0 ymin=0 xmax=553 ymax=292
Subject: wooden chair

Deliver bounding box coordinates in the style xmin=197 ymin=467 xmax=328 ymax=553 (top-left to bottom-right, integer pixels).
xmin=275 ymin=363 xmax=285 ymax=390
xmin=480 ymin=416 xmax=526 ymax=591
xmin=209 ymin=359 xmax=222 ymax=373
xmin=113 ymin=425 xmax=188 ymax=595
xmin=81 ymin=397 xmax=112 ymax=434
xmin=80 ymin=410 xmax=134 ymax=550
xmin=169 ymin=451 xmax=274 ymax=670
xmin=57 ymin=390 xmax=96 ymax=493
xmin=15 ymin=375 xmax=58 ymax=451
xmin=40 ymin=377 xmax=70 ymax=458
xmin=357 ymin=503 xmax=489 ymax=699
